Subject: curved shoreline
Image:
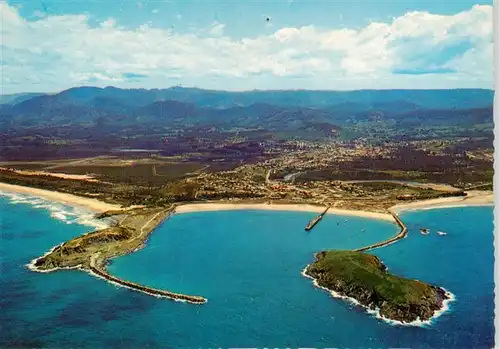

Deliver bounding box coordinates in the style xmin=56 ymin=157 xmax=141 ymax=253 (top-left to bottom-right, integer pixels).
xmin=390 ymin=190 xmax=493 ymax=213
xmin=4 ymin=183 xmax=489 ymax=318
xmin=1 ymin=182 xmax=492 ymax=220
xmin=0 ymin=182 xmax=122 ymax=212
xmin=173 ymin=202 xmax=394 ymax=221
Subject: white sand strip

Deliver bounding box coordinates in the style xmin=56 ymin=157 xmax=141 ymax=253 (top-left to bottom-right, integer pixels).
xmin=390 ymin=190 xmax=493 ymax=213
xmin=174 ymin=202 xmax=394 ymax=221
xmin=0 ymin=182 xmax=122 ymax=213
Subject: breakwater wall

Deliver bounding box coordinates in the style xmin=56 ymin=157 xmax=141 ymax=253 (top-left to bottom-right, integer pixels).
xmin=354 ymin=212 xmax=408 ymax=252
xmin=89 ymin=260 xmax=207 ymax=304
xmin=305 ymin=206 xmax=330 ymax=231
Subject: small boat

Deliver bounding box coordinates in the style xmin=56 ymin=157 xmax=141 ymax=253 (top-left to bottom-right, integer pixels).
xmin=420 ymin=228 xmax=430 ymax=235
xmin=437 ymin=231 xmax=447 ymax=236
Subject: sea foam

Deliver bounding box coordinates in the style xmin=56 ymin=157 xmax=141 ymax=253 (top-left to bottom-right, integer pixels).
xmin=0 ymin=190 xmax=111 ymax=230
xmin=301 ymin=265 xmax=455 ymax=328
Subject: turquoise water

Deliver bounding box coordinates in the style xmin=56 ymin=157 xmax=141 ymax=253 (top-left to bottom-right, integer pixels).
xmin=0 ymin=193 xmax=494 ymax=348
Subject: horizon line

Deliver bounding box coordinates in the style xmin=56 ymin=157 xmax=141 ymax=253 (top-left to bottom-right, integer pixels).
xmin=2 ymin=85 xmax=495 ymax=96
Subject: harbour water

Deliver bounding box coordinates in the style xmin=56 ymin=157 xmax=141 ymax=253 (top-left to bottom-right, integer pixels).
xmin=0 ymin=193 xmax=494 ymax=348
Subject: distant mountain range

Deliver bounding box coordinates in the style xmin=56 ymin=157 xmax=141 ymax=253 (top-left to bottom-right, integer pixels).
xmin=0 ymin=93 xmax=46 ymax=106
xmin=1 ymin=86 xmax=493 ymax=109
xmin=0 ymin=86 xmax=494 ymax=140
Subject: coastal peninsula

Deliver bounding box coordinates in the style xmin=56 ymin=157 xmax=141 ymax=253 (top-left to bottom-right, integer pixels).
xmin=29 ymin=204 xmax=208 ymax=304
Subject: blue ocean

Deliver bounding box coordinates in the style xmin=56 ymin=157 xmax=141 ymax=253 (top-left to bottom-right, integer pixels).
xmin=0 ymin=192 xmax=494 ymax=348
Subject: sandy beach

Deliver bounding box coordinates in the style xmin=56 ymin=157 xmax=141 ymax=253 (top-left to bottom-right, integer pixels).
xmin=1 ymin=181 xmax=493 ymax=218
xmin=390 ymin=190 xmax=494 ymax=213
xmin=174 ymin=202 xmax=394 ymax=221
xmin=0 ymin=182 xmax=122 ymax=212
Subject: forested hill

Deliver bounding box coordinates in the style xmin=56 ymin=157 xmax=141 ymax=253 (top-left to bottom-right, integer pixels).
xmin=0 ymin=87 xmax=493 ymax=142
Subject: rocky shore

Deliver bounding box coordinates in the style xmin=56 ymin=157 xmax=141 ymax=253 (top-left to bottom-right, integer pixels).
xmin=304 ymin=250 xmax=451 ymax=324
xmin=28 ymin=206 xmax=208 ymax=304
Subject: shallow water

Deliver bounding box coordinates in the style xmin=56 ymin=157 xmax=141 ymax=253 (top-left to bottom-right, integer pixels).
xmin=0 ymin=194 xmax=494 ymax=348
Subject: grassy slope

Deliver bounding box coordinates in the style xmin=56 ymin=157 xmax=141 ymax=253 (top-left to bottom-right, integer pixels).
xmin=307 ymin=251 xmax=436 ymax=306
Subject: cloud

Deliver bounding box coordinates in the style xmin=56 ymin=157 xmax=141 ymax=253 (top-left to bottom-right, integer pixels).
xmin=393 ymin=67 xmax=456 ymax=75
xmin=0 ymin=2 xmax=493 ymax=93
xmin=152 ymin=9 xmax=159 ymax=14
xmin=123 ymin=72 xmax=148 ymax=80
xmin=33 ymin=10 xmax=46 ymax=18
xmin=100 ymin=18 xmax=117 ymax=28
xmin=208 ymin=21 xmax=226 ymax=36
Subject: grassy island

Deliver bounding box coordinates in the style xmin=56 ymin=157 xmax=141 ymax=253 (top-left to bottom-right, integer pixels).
xmin=304 ymin=250 xmax=450 ymax=323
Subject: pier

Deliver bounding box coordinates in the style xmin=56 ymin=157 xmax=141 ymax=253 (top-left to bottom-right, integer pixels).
xmin=305 ymin=206 xmax=330 ymax=231
xmin=89 ymin=253 xmax=207 ymax=304
xmin=354 ymin=212 xmax=408 ymax=252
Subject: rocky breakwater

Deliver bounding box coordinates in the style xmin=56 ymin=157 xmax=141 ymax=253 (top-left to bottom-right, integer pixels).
xmin=89 ymin=254 xmax=207 ymax=304
xmin=29 ymin=206 xmax=207 ymax=304
xmin=355 ymin=212 xmax=407 ymax=252
xmin=304 ymin=250 xmax=452 ymax=324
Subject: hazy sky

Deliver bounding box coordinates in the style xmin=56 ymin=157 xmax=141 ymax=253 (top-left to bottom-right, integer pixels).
xmin=1 ymin=0 xmax=494 ymax=93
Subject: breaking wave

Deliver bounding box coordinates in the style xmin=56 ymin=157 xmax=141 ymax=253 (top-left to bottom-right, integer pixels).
xmin=301 ymin=265 xmax=455 ymax=327
xmin=0 ymin=191 xmax=111 ymax=230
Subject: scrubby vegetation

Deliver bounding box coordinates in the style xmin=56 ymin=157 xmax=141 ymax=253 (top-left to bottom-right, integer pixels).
xmin=305 ymin=250 xmax=449 ymax=323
